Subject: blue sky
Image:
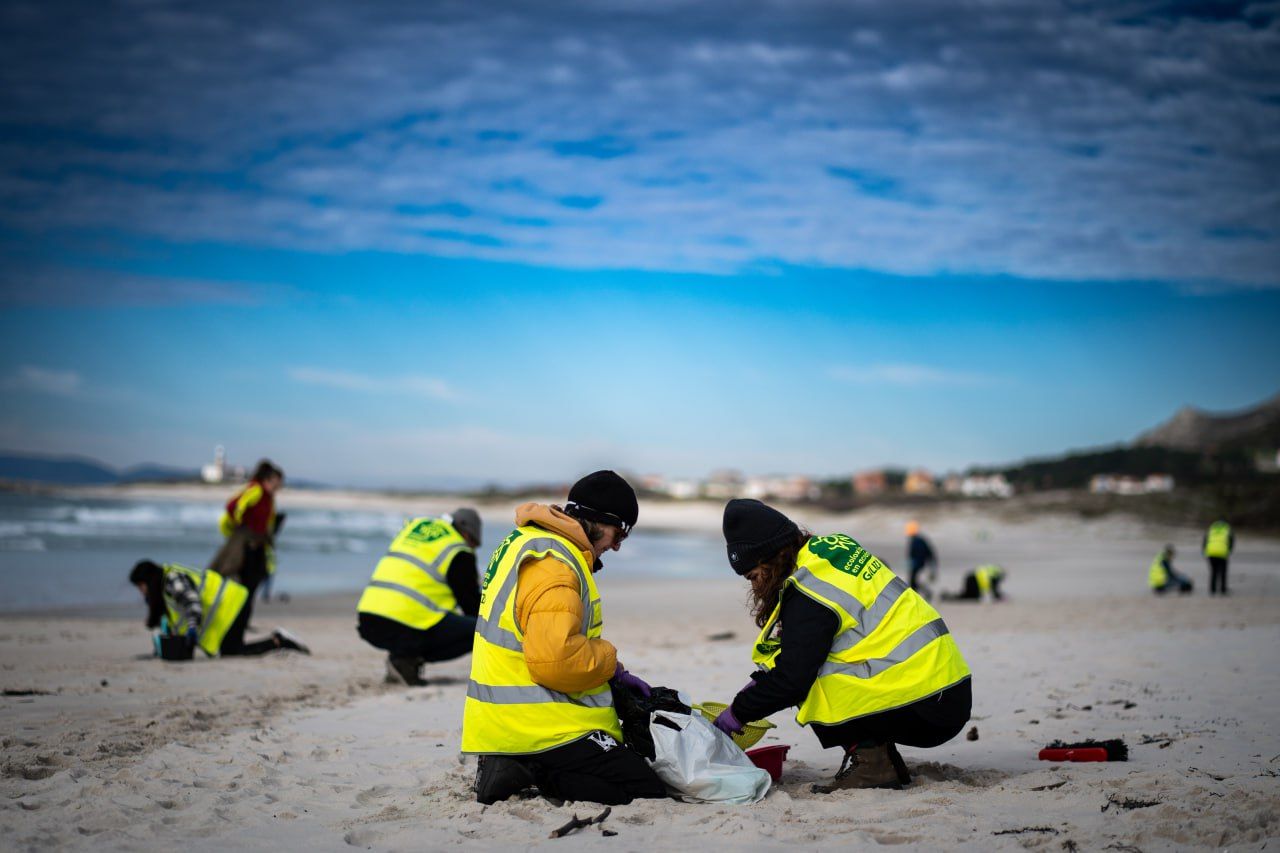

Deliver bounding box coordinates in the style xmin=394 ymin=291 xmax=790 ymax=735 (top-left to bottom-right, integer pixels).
xmin=1 ymin=1 xmax=1278 ymax=487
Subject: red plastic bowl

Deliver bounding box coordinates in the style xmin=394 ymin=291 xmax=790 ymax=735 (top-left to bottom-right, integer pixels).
xmin=746 ymin=744 xmax=791 ymax=781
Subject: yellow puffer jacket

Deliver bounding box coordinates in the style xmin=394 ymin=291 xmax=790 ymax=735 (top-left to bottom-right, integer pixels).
xmin=512 ymin=503 xmax=618 ymax=694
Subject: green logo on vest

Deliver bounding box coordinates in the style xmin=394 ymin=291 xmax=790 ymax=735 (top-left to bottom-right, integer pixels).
xmin=809 ymin=534 xmax=880 ymax=580
xmin=481 ymin=530 xmax=519 ymax=594
xmin=405 ymin=518 xmax=451 ymax=544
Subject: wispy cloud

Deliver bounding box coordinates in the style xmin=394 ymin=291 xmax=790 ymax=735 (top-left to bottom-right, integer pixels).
xmin=828 ymin=363 xmax=996 ymax=388
xmin=1 ymin=365 xmax=83 ymax=396
xmin=288 ymin=367 xmax=457 ymax=401
xmin=0 ymin=2 xmax=1277 ymax=287
xmin=0 ymin=269 xmax=282 ymax=308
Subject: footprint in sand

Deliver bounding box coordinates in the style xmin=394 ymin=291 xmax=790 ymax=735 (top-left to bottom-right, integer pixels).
xmin=354 ymin=784 xmax=393 ymax=807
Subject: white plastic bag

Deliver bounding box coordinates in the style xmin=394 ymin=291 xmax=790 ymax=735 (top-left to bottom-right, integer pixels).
xmin=647 ymin=710 xmax=772 ymax=804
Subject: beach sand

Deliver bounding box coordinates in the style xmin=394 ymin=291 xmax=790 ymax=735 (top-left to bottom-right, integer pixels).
xmin=3 ymin=505 xmax=1279 ymax=850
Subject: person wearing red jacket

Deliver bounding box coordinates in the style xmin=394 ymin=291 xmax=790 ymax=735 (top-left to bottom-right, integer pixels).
xmin=209 ymin=460 xmax=283 ymax=625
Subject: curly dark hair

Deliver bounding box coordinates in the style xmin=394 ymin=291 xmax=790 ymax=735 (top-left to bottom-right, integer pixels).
xmin=748 ymin=529 xmax=812 ymax=627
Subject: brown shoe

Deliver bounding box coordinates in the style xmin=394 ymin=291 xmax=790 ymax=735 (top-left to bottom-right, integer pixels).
xmin=812 ymin=743 xmax=903 ymax=793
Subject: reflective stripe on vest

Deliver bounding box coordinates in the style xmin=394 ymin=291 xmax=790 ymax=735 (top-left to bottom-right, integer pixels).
xmin=752 ymin=534 xmax=971 ymax=726
xmin=1204 ymin=522 xmax=1232 ymax=558
xmin=163 ymin=564 xmax=249 ymax=657
xmin=356 ymin=518 xmax=472 ymax=630
xmin=461 ymin=526 xmax=621 ymax=755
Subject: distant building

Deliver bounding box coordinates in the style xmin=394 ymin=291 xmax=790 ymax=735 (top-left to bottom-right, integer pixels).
xmin=853 ymin=470 xmax=887 ymax=496
xmin=201 ymin=445 xmax=247 ymax=484
xmin=1089 ymin=474 xmax=1175 ymax=495
xmin=201 ymin=445 xmax=227 ymax=484
xmin=904 ymin=469 xmax=937 ymax=495
xmin=704 ymin=469 xmax=745 ymax=500
xmin=960 ymin=474 xmax=1013 ymax=499
xmin=745 ymin=475 xmax=820 ymax=502
xmin=942 ymin=474 xmax=963 ymax=494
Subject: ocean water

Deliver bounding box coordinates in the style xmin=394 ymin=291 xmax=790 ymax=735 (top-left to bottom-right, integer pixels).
xmin=0 ymin=493 xmax=726 ymax=612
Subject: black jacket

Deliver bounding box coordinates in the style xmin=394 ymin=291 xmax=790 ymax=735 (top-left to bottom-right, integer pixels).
xmin=730 ymin=586 xmax=838 ymax=724
xmin=445 ymin=551 xmax=481 ymax=617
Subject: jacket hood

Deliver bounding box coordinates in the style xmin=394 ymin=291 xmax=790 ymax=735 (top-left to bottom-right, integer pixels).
xmin=515 ymin=502 xmax=593 ymax=555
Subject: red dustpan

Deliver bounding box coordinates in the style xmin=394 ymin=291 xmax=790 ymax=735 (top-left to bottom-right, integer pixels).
xmin=746 ymin=745 xmax=790 ymax=781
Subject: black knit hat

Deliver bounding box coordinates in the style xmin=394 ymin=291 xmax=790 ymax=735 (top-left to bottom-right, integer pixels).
xmin=723 ymin=499 xmax=800 ymax=575
xmin=565 ymin=470 xmax=638 ymax=534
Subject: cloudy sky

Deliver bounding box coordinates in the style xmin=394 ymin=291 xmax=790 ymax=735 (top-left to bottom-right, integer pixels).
xmin=1 ymin=1 xmax=1278 ymax=486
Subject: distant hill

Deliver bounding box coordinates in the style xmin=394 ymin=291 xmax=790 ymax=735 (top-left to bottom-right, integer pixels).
xmin=1134 ymin=392 xmax=1280 ymax=452
xmin=0 ymin=452 xmax=196 ymax=485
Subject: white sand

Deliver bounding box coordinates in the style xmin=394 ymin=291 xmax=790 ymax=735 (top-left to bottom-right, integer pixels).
xmin=3 ymin=506 xmax=1279 ymax=850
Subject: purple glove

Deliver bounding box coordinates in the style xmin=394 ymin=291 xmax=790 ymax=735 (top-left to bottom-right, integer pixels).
xmin=713 ymin=706 xmax=744 ymax=736
xmin=612 ymin=663 xmax=652 ymax=697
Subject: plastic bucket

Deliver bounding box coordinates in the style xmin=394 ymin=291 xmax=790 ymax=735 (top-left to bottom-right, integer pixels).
xmin=156 ymin=634 xmax=194 ymax=661
xmin=746 ymin=744 xmax=791 ymax=781
xmin=692 ymin=701 xmax=776 ymax=749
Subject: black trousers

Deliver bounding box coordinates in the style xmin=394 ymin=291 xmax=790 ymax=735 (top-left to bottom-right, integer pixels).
xmin=238 ymin=545 xmax=269 ymax=627
xmin=812 ymin=677 xmax=972 ymax=750
xmin=220 ymin=602 xmax=278 ymax=657
xmin=357 ymin=611 xmax=477 ymax=662
xmin=908 ymin=561 xmax=927 ymax=592
xmin=519 ymin=732 xmax=667 ymax=805
xmin=1208 ymin=557 xmax=1229 ymax=595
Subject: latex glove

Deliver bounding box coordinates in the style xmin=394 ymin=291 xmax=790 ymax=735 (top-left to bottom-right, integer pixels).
xmin=713 ymin=706 xmax=744 ymax=736
xmin=185 ymin=628 xmax=198 ymax=645
xmin=612 ymin=663 xmax=652 ymax=697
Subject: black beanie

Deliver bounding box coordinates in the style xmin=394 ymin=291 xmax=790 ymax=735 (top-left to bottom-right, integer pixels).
xmin=723 ymin=499 xmax=801 ymax=575
xmin=565 ymin=470 xmax=639 ymax=533
xmin=129 ymin=559 xmax=163 ymax=586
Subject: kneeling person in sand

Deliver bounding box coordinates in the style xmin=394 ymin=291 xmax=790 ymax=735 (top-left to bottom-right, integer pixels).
xmin=462 ymin=471 xmax=667 ymax=806
xmin=130 ymin=560 xmax=310 ymax=658
xmin=357 ymin=509 xmax=484 ymax=686
xmin=713 ymin=500 xmax=972 ymax=791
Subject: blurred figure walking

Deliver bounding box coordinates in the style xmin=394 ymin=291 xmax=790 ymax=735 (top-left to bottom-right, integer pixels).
xmin=1202 ymin=520 xmax=1234 ymax=596
xmin=209 ymin=460 xmax=284 ymax=624
xmin=1149 ymin=544 xmax=1193 ymax=595
xmin=357 ymin=509 xmax=483 ymax=686
xmin=904 ymin=520 xmax=937 ymax=600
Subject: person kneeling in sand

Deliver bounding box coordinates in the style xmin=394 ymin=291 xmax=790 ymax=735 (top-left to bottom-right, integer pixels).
xmin=940 ymin=564 xmax=1006 ymax=602
xmin=713 ymin=500 xmax=972 ymax=791
xmin=1149 ymin=544 xmax=1193 ymax=595
xmin=356 ymin=509 xmax=484 ymax=686
xmin=462 ymin=471 xmax=667 ymax=806
xmin=130 ymin=560 xmax=310 ymax=658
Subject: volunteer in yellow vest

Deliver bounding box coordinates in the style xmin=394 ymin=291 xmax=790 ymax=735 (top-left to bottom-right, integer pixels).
xmin=209 ymin=460 xmax=284 ymax=619
xmin=129 ymin=560 xmax=309 ymax=657
xmin=941 ymin=564 xmax=1006 ymax=602
xmin=464 ymin=470 xmax=666 ymax=806
xmin=714 ymin=499 xmax=971 ymax=791
xmin=1149 ymin=544 xmax=1193 ymax=595
xmin=1202 ymin=519 xmax=1234 ymax=596
xmin=356 ymin=508 xmax=484 ymax=686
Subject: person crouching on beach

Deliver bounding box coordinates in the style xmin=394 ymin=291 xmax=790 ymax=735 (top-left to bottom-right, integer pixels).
xmin=713 ymin=499 xmax=972 ymax=791
xmin=462 ymin=471 xmax=666 ymax=806
xmin=130 ymin=560 xmax=310 ymax=658
xmin=356 ymin=509 xmax=484 ymax=686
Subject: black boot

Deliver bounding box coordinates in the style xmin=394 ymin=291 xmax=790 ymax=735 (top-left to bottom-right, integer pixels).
xmin=473 ymin=755 xmax=537 ymax=804
xmin=385 ymin=655 xmax=426 ymax=686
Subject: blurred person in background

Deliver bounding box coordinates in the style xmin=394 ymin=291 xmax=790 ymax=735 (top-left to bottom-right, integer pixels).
xmin=210 ymin=460 xmax=284 ymax=622
xmin=904 ymin=520 xmax=937 ymax=600
xmin=356 ymin=509 xmax=483 ymax=686
xmin=941 ymin=564 xmax=1006 ymax=602
xmin=1202 ymin=520 xmax=1234 ymax=596
xmin=1149 ymin=544 xmax=1193 ymax=595
xmin=129 ymin=560 xmax=308 ymax=658
xmin=715 ymin=500 xmax=971 ymax=791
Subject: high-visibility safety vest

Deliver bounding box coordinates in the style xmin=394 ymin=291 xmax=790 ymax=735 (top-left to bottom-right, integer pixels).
xmin=461 ymin=526 xmax=622 ymax=755
xmin=218 ymin=482 xmax=276 ymax=538
xmin=356 ymin=518 xmax=473 ymax=631
xmin=751 ymin=534 xmax=971 ymax=727
xmin=1204 ymin=521 xmax=1232 ymax=558
xmin=163 ymin=564 xmax=250 ymax=657
xmin=975 ymin=565 xmax=1004 ymax=595
xmin=1148 ymin=555 xmax=1169 ymax=590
